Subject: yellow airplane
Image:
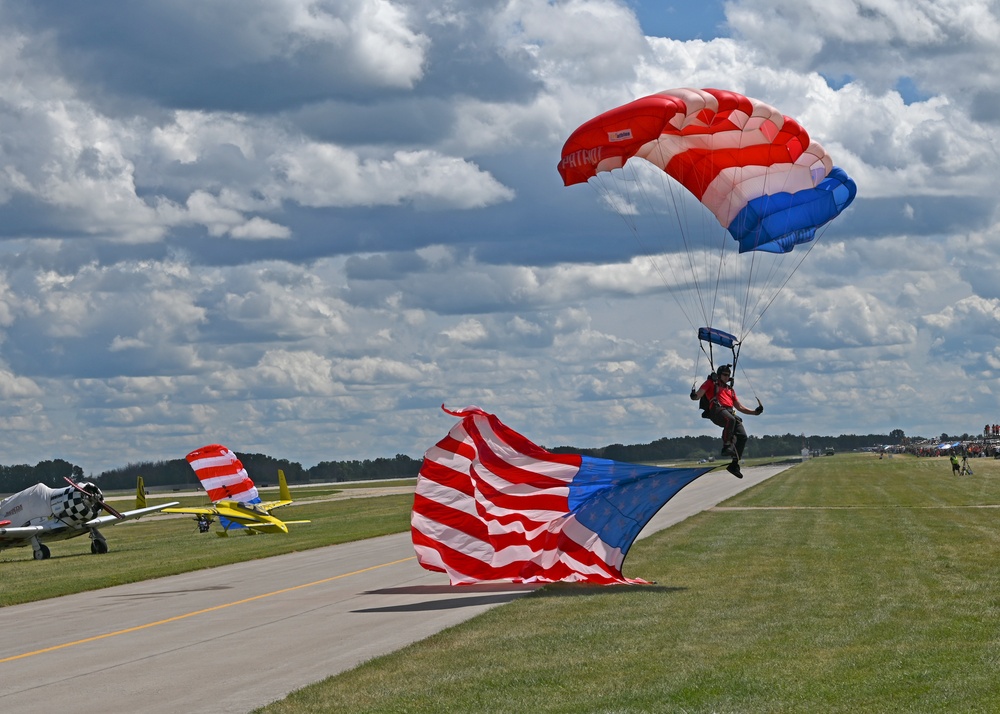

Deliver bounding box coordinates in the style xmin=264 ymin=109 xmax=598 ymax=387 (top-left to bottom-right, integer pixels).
xmin=161 ymin=444 xmax=309 ymax=536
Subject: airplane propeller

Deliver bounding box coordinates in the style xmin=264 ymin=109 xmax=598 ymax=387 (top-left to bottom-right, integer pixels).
xmin=63 ymin=476 xmax=125 ymax=519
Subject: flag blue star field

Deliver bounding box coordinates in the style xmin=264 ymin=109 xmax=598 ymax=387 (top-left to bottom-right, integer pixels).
xmin=411 ymin=406 xmax=712 ymax=585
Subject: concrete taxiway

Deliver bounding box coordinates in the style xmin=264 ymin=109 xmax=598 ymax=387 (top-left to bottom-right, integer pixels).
xmin=0 ymin=463 xmax=790 ymax=713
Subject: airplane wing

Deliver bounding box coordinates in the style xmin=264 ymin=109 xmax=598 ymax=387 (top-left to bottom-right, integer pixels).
xmin=162 ymin=506 xmax=219 ymax=516
xmin=211 ymin=503 xmax=268 ymax=522
xmin=84 ymin=502 xmax=180 ymax=527
xmin=1 ymin=504 xmax=180 ymax=545
xmin=257 ymin=499 xmax=292 ymax=510
xmin=0 ymin=524 xmax=48 ymax=549
xmin=0 ymin=525 xmax=46 ymax=540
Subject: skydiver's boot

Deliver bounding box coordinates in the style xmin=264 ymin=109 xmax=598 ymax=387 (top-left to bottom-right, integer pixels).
xmin=726 ymin=459 xmax=743 ymax=479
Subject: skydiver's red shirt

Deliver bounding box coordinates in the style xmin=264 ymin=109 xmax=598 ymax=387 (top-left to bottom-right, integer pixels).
xmin=700 ymin=377 xmax=737 ymax=409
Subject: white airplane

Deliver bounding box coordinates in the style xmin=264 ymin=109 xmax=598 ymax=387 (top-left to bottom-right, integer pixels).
xmin=0 ymin=476 xmax=178 ymax=560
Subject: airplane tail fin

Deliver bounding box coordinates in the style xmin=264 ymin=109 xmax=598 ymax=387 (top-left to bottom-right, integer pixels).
xmin=279 ymin=469 xmax=291 ymax=502
xmin=136 ymin=476 xmax=147 ymax=509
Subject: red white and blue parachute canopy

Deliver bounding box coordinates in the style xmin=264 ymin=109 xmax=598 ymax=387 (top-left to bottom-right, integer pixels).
xmin=186 ymin=444 xmax=259 ymax=504
xmin=558 ymin=88 xmax=856 ymax=254
xmin=412 ymin=405 xmax=711 ymax=585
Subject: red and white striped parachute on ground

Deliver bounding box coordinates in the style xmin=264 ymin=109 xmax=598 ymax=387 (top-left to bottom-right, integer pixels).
xmin=186 ymin=444 xmax=259 ymax=504
xmin=412 ymin=406 xmax=711 ymax=585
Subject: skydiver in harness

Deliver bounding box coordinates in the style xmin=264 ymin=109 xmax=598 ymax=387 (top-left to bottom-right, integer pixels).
xmin=690 ymin=363 xmax=763 ymax=478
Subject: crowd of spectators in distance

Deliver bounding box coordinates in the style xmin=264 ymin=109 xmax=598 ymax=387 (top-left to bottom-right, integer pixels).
xmin=900 ymin=429 xmax=1000 ymax=459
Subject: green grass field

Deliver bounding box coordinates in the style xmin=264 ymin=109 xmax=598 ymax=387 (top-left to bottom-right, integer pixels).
xmin=249 ymin=453 xmax=1000 ymax=713
xmin=8 ymin=454 xmax=1000 ymax=712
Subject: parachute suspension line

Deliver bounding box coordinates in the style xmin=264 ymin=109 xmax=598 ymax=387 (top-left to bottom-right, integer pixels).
xmin=698 ymin=338 xmax=718 ymax=376
xmin=709 ymin=220 xmax=730 ymax=337
xmin=738 ymin=139 xmax=831 ymax=338
xmin=719 ymin=145 xmax=813 ymax=342
xmin=589 ymin=170 xmax=700 ymax=333
xmin=638 ymin=143 xmax=716 ymax=331
xmin=737 ymin=360 xmax=760 ymax=402
xmin=737 ymin=161 xmax=788 ymax=335
xmin=739 ymin=247 xmax=767 ymax=338
xmin=741 ymin=224 xmax=828 ymax=339
xmin=659 ymin=165 xmax=713 ymax=327
xmin=626 ymin=168 xmax=704 ymax=328
xmin=731 ymin=126 xmax=765 ymax=341
xmin=709 ymin=126 xmax=752 ymax=342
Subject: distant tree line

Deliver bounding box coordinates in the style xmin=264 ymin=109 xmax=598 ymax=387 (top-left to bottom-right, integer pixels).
xmin=550 ymin=431 xmax=918 ymax=463
xmin=0 ymin=429 xmax=928 ymax=495
xmin=94 ymin=453 xmax=424 ymax=492
xmin=0 ymin=452 xmax=425 ymax=495
xmin=0 ymin=460 xmax=84 ymax=495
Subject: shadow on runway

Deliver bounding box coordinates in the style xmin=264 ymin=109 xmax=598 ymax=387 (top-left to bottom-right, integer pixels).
xmin=368 ymin=583 xmax=543 ymax=595
xmin=353 ymin=593 xmax=531 ymax=613
xmin=354 ymin=581 xmax=687 ymax=613
xmin=99 ymin=584 xmax=235 ymax=599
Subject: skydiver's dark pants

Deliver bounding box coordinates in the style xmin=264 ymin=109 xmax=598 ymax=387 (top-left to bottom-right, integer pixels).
xmin=709 ymin=406 xmax=747 ymax=460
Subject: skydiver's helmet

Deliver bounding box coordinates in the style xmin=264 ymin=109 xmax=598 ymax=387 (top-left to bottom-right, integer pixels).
xmin=716 ymin=365 xmax=732 ymax=383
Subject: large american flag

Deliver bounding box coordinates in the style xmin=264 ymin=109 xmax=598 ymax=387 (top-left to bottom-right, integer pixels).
xmin=411 ymin=406 xmax=712 ymax=585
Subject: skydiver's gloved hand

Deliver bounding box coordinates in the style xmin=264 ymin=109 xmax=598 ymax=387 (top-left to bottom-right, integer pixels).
xmin=754 ymin=404 xmax=764 ymax=415
xmin=690 ymin=389 xmax=698 ymax=401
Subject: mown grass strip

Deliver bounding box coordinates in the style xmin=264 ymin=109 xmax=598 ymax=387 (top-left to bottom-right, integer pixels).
xmin=253 ymin=453 xmax=1000 ymax=713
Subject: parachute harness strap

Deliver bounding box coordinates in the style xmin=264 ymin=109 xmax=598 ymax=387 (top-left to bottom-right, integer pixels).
xmin=693 ymin=340 xmax=716 ymax=390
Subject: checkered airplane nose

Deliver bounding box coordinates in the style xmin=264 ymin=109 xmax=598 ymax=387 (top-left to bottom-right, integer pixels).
xmin=50 ymin=488 xmax=100 ymax=522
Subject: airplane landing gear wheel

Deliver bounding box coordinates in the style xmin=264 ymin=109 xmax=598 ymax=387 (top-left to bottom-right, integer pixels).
xmin=91 ymin=540 xmax=109 ymax=554
xmin=34 ymin=544 xmax=51 ymax=560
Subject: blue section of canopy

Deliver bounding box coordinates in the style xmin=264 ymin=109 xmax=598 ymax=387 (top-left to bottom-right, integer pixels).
xmin=698 ymin=326 xmax=737 ymax=349
xmin=729 ymin=167 xmax=857 ymax=254
xmin=568 ymin=457 xmax=710 ymax=554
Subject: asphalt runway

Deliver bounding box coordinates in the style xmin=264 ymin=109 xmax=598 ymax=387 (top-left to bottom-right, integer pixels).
xmin=0 ymin=463 xmax=790 ymax=713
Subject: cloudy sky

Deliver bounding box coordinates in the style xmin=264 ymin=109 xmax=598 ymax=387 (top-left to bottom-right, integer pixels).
xmin=0 ymin=0 xmax=997 ymax=475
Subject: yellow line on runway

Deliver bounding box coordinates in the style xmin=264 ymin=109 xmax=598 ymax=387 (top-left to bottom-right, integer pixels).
xmin=0 ymin=556 xmax=415 ymax=664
